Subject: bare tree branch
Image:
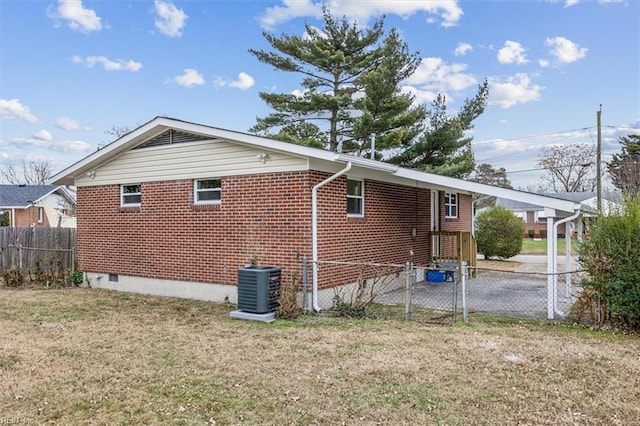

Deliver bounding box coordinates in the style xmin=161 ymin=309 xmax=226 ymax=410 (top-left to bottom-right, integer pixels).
xmin=537 ymin=144 xmax=597 ymax=192
xmin=1 ymin=160 xmax=53 ymax=185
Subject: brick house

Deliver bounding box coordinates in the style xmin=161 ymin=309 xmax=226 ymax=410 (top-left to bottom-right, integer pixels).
xmin=51 ymin=117 xmax=585 ymax=309
xmin=0 ymin=185 xmax=76 ymax=228
xmin=494 ymin=192 xmax=619 ymax=238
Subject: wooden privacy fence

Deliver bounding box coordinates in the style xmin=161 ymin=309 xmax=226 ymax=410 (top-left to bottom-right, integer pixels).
xmin=0 ymin=227 xmax=76 ymax=273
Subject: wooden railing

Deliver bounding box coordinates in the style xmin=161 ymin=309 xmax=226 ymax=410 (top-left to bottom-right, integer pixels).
xmin=430 ymin=231 xmax=477 ymax=277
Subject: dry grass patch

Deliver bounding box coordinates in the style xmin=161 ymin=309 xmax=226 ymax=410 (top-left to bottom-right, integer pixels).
xmin=0 ymin=288 xmax=638 ymax=425
xmin=476 ymin=258 xmax=524 ymax=272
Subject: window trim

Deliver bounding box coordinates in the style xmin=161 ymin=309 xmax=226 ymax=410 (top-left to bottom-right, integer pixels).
xmin=346 ymin=178 xmax=364 ymax=217
xmin=37 ymin=206 xmax=44 ymax=223
xmin=445 ymin=192 xmax=458 ymax=219
xmin=121 ymin=184 xmax=142 ymax=207
xmin=194 ymin=178 xmax=222 ymax=205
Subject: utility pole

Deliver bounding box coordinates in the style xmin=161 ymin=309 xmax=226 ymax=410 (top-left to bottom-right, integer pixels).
xmin=596 ymin=105 xmax=602 ymax=213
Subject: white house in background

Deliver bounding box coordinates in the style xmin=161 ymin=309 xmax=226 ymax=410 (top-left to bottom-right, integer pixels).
xmin=0 ymin=185 xmax=77 ymax=228
xmin=492 ymin=192 xmax=618 ymax=238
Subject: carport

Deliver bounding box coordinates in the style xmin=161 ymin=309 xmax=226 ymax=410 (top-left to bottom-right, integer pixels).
xmin=391 ymin=169 xmax=591 ymax=319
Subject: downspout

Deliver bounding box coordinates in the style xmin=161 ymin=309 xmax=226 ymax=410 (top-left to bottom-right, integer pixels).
xmin=312 ymin=162 xmax=352 ymax=312
xmin=551 ymin=206 xmax=582 ymax=317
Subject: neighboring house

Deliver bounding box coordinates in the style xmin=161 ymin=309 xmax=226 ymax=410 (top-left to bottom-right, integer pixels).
xmin=51 ymin=117 xmax=585 ymax=308
xmin=494 ymin=192 xmax=620 ymax=237
xmin=0 ymin=185 xmax=77 ymax=228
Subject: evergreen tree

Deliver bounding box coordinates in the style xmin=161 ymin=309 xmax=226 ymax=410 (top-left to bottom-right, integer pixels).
xmin=471 ymin=163 xmax=512 ymax=188
xmin=607 ymin=134 xmax=640 ymax=197
xmin=389 ymin=80 xmax=489 ymax=178
xmin=248 ymin=8 xmax=425 ymax=154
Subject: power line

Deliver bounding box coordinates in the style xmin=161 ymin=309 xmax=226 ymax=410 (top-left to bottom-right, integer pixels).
xmin=472 ymin=126 xmax=595 ymax=146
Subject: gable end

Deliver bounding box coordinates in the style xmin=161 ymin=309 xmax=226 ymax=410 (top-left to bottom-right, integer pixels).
xmin=134 ymin=129 xmax=212 ymax=149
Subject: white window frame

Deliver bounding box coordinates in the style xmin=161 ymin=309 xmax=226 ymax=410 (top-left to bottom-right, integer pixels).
xmin=194 ymin=178 xmax=222 ymax=205
xmin=445 ymin=192 xmax=458 ymax=219
xmin=37 ymin=206 xmax=44 ymax=223
xmin=346 ymin=178 xmax=364 ymax=217
xmin=121 ymin=184 xmax=141 ymax=207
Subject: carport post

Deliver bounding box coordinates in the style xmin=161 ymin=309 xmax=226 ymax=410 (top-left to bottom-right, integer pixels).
xmin=546 ymin=217 xmax=555 ymax=320
xmin=462 ymin=262 xmax=468 ymax=323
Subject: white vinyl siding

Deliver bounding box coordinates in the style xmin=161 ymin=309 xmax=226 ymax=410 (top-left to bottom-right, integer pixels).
xmin=76 ymin=140 xmax=308 ymax=186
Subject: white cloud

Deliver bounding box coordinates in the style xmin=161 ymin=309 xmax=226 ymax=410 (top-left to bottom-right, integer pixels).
xmin=538 ymin=59 xmax=551 ymax=68
xmin=405 ymin=57 xmax=477 ymax=92
xmin=259 ymin=0 xmax=463 ymax=30
xmin=215 ymin=72 xmax=255 ymax=90
xmin=545 ymin=36 xmax=588 ymax=64
xmin=259 ymin=0 xmax=321 ymax=30
xmin=497 ymin=40 xmax=529 ymax=65
xmin=72 ymin=55 xmax=142 ymax=72
xmin=454 ymin=42 xmax=473 ymax=56
xmin=171 ymin=68 xmax=205 ymax=87
xmin=0 ymin=98 xmax=38 ymax=123
xmin=48 ymin=0 xmax=103 ymax=33
xmin=56 ymin=116 xmax=79 ymax=130
xmin=488 ymin=73 xmax=543 ymax=109
xmin=10 ymin=137 xmax=92 ymax=153
xmin=401 ymin=85 xmax=439 ymax=105
xmin=154 ymin=0 xmax=188 ymax=37
xmin=33 ymin=130 xmax=53 ymax=141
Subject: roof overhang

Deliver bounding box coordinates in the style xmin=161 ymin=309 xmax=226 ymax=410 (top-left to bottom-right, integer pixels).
xmin=51 ymin=116 xmax=583 ymax=217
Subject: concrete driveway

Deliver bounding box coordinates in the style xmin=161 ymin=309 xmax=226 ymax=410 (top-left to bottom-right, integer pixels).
xmin=377 ymin=255 xmax=580 ymax=320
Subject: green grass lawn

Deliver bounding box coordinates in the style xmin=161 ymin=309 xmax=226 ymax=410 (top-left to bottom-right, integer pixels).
xmin=521 ymin=237 xmax=578 ymax=255
xmin=1 ymin=288 xmax=638 ymax=424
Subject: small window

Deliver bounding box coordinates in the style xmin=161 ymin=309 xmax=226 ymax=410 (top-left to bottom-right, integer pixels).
xmin=108 ymin=274 xmax=118 ymax=282
xmin=121 ymin=184 xmax=141 ymax=206
xmin=194 ymin=179 xmax=221 ymax=204
xmin=347 ymin=179 xmax=364 ymax=216
xmin=37 ymin=207 xmax=44 ymax=223
xmin=445 ymin=192 xmax=458 ymax=218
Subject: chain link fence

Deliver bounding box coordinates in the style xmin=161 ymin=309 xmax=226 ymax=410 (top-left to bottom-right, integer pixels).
xmin=298 ymin=258 xmax=583 ymax=324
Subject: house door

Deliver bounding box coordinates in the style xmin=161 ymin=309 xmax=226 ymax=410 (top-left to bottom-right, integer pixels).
xmin=430 ymin=190 xmax=440 ymax=257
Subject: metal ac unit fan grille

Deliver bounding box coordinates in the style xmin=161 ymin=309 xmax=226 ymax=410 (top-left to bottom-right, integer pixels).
xmin=237 ymin=266 xmax=281 ymax=314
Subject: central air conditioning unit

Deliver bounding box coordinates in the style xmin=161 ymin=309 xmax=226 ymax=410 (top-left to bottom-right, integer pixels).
xmin=237 ymin=266 xmax=281 ymax=314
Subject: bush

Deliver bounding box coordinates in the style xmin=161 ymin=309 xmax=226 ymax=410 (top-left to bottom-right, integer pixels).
xmin=539 ymin=229 xmax=547 ymax=239
xmin=2 ymin=267 xmax=26 ymax=287
xmin=578 ymin=196 xmax=640 ymax=329
xmin=528 ymin=229 xmax=535 ymax=238
xmin=278 ymin=273 xmax=302 ymax=319
xmin=475 ymin=206 xmax=524 ymax=259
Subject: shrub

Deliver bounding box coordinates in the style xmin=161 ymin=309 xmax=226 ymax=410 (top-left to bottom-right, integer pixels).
xmin=528 ymin=229 xmax=535 ymax=238
xmin=475 ymin=206 xmax=524 ymax=259
xmin=578 ymin=196 xmax=640 ymax=329
xmin=2 ymin=267 xmax=26 ymax=287
xmin=278 ymin=273 xmax=302 ymax=319
xmin=539 ymin=229 xmax=547 ymax=239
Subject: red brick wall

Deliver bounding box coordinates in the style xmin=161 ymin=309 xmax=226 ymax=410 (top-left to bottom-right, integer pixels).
xmin=440 ymin=192 xmax=472 ymax=232
xmin=13 ymin=206 xmax=49 ymax=227
xmin=77 ymin=170 xmax=432 ymax=290
xmin=522 ymin=212 xmax=566 ymax=238
xmin=77 ymin=172 xmax=312 ymax=287
xmin=312 ymin=172 xmax=430 ymax=288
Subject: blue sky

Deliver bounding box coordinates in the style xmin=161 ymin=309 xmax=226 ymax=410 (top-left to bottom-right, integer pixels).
xmin=1 ymin=0 xmax=638 ymax=188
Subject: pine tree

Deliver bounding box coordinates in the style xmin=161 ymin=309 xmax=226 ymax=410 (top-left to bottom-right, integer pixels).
xmin=248 ymin=8 xmax=425 ymax=154
xmin=607 ymin=134 xmax=640 ymax=197
xmin=389 ymin=80 xmax=489 ymax=178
